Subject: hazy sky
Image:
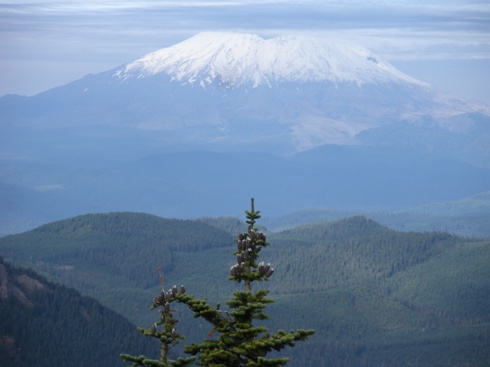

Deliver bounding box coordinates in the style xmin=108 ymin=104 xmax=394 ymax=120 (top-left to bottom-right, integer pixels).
xmin=1 ymin=0 xmax=489 ymax=103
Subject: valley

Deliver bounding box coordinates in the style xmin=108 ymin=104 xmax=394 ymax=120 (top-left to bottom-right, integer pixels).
xmin=0 ymin=212 xmax=489 ymax=366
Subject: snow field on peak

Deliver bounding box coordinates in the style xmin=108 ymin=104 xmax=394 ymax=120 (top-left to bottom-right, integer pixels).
xmin=116 ymin=32 xmax=427 ymax=88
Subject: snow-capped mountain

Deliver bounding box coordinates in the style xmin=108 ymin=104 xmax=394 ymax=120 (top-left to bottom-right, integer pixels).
xmin=1 ymin=32 xmax=490 ymax=233
xmin=115 ymin=32 xmax=426 ymax=88
xmin=1 ymin=31 xmax=488 ymax=156
xmin=107 ymin=33 xmax=487 ymax=153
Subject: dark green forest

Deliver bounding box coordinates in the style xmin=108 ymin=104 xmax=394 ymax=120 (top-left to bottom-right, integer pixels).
xmin=0 ymin=257 xmax=156 ymax=367
xmin=0 ymin=212 xmax=489 ymax=366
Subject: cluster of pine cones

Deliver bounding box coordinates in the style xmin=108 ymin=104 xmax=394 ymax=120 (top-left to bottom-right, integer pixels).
xmin=153 ymin=284 xmax=186 ymax=307
xmin=230 ymin=230 xmax=274 ymax=278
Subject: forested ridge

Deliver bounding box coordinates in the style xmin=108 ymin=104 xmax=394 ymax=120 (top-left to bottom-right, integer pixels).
xmin=0 ymin=212 xmax=233 ymax=288
xmin=0 ymin=257 xmax=156 ymax=367
xmin=268 ymin=216 xmax=459 ymax=293
xmin=259 ymin=192 xmax=490 ymax=238
xmin=0 ymin=212 xmax=489 ymax=366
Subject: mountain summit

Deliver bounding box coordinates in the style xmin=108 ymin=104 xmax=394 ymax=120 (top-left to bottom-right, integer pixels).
xmin=2 ymin=31 xmax=488 ymax=154
xmin=0 ymin=32 xmax=489 ymax=232
xmin=105 ymin=33 xmax=488 ymax=154
xmin=115 ymin=32 xmax=426 ymax=88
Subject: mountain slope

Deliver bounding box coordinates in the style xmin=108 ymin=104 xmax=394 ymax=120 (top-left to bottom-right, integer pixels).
xmin=1 ymin=213 xmax=489 ymax=366
xmin=2 ymin=32 xmax=488 ymax=152
xmin=0 ymin=257 xmax=156 ymax=367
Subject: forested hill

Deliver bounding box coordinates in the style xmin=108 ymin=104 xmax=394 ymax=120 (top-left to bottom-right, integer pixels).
xmin=266 ymin=216 xmax=461 ymax=293
xmin=0 ymin=212 xmax=234 ymax=289
xmin=25 ymin=211 xmax=234 ymax=252
xmin=0 ymin=212 xmax=489 ymax=366
xmin=0 ymin=257 xmax=156 ymax=367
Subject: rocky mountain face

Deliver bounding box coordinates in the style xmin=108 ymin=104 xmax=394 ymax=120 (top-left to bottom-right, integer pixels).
xmin=0 ymin=32 xmax=489 ymax=232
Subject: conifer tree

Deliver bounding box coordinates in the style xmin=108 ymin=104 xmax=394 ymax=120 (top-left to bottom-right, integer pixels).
xmin=179 ymin=198 xmax=315 ymax=366
xmin=121 ymin=198 xmax=314 ymax=367
xmin=120 ymin=268 xmax=196 ymax=367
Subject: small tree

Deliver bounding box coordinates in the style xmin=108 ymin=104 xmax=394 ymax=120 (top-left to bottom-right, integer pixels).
xmin=121 ymin=198 xmax=314 ymax=367
xmin=120 ymin=269 xmax=196 ymax=367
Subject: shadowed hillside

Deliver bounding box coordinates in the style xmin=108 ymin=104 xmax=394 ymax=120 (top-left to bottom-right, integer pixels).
xmin=0 ymin=257 xmax=156 ymax=367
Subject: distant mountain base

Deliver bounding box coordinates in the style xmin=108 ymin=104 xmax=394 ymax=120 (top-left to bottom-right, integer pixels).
xmin=261 ymin=191 xmax=490 ymax=238
xmin=1 ymin=145 xmax=489 ymax=237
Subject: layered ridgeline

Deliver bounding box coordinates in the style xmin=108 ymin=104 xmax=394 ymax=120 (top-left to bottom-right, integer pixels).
xmin=1 ymin=32 xmax=489 ymax=233
xmin=0 ymin=257 xmax=156 ymax=367
xmin=0 ymin=212 xmax=489 ymax=366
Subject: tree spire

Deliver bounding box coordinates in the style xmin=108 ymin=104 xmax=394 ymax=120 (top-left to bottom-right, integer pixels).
xmin=183 ymin=198 xmax=315 ymax=366
xmin=122 ymin=198 xmax=314 ymax=367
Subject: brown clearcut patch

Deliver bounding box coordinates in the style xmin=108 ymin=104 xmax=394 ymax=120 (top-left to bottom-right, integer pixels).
xmin=15 ymin=274 xmax=46 ymax=293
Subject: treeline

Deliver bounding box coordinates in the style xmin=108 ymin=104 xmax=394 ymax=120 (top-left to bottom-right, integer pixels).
xmin=0 ymin=257 xmax=156 ymax=367
xmin=197 ymin=216 xmax=247 ymax=235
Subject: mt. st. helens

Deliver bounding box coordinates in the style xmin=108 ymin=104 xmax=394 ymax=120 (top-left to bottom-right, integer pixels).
xmin=116 ymin=32 xmax=425 ymax=87
xmin=1 ymin=32 xmax=490 ymax=233
xmin=2 ymin=32 xmax=489 ymax=156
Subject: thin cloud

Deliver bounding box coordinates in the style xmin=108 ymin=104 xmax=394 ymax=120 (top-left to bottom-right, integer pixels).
xmin=0 ymin=0 xmax=488 ymax=97
xmin=1 ymin=2 xmax=488 ymax=57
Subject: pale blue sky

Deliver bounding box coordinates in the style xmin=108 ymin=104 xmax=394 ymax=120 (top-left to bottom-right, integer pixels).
xmin=1 ymin=0 xmax=489 ymax=103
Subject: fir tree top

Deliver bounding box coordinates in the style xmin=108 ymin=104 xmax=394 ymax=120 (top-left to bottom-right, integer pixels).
xmin=121 ymin=198 xmax=314 ymax=367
